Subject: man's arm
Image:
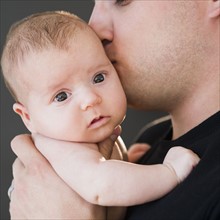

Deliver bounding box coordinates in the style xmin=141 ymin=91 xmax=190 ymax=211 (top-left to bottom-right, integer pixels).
xmin=10 ymin=134 xmax=104 ymax=220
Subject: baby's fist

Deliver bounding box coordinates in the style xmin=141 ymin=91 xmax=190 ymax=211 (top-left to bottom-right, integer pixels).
xmin=163 ymin=147 xmax=200 ymax=183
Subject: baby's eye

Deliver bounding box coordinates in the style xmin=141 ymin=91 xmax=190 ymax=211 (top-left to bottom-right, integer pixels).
xmin=54 ymin=91 xmax=70 ymax=102
xmin=93 ymin=73 xmax=105 ymax=84
xmin=115 ymin=0 xmax=131 ymax=6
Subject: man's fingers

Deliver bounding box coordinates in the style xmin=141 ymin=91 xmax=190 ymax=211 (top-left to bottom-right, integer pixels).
xmin=12 ymin=158 xmax=24 ymax=178
xmin=110 ymin=126 xmax=122 ymax=141
xmin=98 ymin=135 xmax=116 ymax=159
xmin=128 ymin=143 xmax=151 ymax=163
xmin=11 ymin=134 xmax=44 ymax=165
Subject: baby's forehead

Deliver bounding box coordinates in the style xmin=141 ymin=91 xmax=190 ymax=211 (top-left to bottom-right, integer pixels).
xmin=2 ymin=11 xmax=102 ymax=101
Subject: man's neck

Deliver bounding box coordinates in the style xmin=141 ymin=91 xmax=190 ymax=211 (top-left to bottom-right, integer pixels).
xmin=170 ymin=78 xmax=219 ymax=140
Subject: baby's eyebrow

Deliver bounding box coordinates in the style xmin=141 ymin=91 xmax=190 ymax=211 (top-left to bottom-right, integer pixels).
xmin=45 ymin=68 xmax=75 ymax=90
xmin=87 ymin=62 xmax=112 ymax=74
xmin=38 ymin=78 xmax=67 ymax=98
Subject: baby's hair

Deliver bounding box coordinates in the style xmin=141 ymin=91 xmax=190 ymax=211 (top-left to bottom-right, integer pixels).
xmin=1 ymin=11 xmax=88 ymax=101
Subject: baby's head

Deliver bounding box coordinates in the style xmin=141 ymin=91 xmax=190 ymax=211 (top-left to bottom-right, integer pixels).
xmin=1 ymin=11 xmax=127 ymax=142
xmin=1 ymin=11 xmax=86 ymax=103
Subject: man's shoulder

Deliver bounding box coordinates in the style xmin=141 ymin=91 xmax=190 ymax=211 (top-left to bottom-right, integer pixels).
xmin=134 ymin=115 xmax=172 ymax=145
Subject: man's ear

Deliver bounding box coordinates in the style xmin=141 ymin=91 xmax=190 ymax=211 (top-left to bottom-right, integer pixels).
xmin=13 ymin=103 xmax=35 ymax=132
xmin=209 ymin=0 xmax=220 ymax=18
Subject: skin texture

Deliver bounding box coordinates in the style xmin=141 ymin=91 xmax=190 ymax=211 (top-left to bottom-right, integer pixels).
xmin=8 ymin=0 xmax=219 ymax=219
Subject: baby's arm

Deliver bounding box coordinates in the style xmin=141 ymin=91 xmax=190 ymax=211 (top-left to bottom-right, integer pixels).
xmin=34 ymin=135 xmax=199 ymax=207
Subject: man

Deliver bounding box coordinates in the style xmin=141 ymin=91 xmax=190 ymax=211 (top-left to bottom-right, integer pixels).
xmin=9 ymin=0 xmax=220 ymax=219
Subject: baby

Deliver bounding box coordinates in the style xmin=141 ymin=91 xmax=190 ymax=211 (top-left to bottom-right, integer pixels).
xmin=1 ymin=11 xmax=200 ymax=220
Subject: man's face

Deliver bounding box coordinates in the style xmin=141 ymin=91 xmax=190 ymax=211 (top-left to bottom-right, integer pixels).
xmin=90 ymin=0 xmax=206 ymax=111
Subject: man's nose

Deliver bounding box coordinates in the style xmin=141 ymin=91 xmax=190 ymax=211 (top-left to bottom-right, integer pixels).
xmin=89 ymin=1 xmax=113 ymax=44
xmin=80 ymin=89 xmax=102 ymax=111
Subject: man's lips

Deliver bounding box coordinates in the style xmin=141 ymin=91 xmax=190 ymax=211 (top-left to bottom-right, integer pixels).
xmin=110 ymin=60 xmax=118 ymax=69
xmin=104 ymin=45 xmax=117 ymax=65
xmin=88 ymin=116 xmax=110 ymax=129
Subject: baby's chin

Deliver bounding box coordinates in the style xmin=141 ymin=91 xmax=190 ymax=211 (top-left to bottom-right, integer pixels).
xmin=81 ymin=131 xmax=114 ymax=144
xmin=60 ymin=126 xmax=116 ymax=144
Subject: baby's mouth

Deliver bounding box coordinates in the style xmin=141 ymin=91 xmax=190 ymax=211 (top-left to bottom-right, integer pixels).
xmin=88 ymin=116 xmax=110 ymax=129
xmin=91 ymin=116 xmax=104 ymax=125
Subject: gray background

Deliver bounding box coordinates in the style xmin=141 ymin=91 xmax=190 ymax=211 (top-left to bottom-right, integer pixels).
xmin=0 ymin=1 xmax=166 ymax=219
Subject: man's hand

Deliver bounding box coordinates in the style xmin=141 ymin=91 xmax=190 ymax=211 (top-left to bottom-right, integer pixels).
xmin=10 ymin=134 xmax=104 ymax=219
xmin=128 ymin=143 xmax=151 ymax=163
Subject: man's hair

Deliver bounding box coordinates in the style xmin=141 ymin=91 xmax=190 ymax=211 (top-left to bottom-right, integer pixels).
xmin=1 ymin=11 xmax=88 ymax=101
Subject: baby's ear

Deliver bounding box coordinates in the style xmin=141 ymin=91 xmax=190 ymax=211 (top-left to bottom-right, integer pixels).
xmin=208 ymin=0 xmax=220 ymax=18
xmin=13 ymin=103 xmax=35 ymax=132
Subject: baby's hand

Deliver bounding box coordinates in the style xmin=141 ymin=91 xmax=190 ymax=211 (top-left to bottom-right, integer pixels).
xmin=163 ymin=146 xmax=200 ymax=183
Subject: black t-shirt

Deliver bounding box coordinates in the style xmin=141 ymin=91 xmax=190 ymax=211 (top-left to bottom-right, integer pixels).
xmin=125 ymin=111 xmax=220 ymax=220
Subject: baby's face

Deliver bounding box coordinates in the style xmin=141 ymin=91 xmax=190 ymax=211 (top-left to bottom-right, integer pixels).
xmin=18 ymin=29 xmax=127 ymax=143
